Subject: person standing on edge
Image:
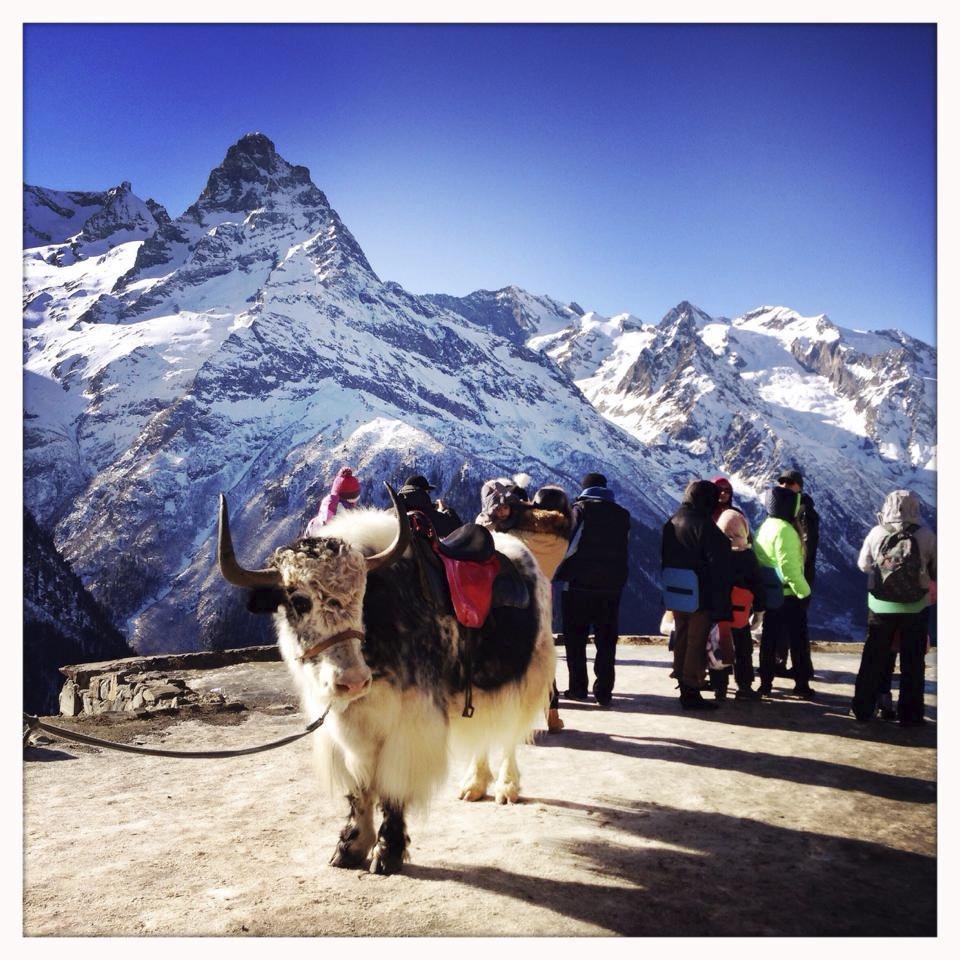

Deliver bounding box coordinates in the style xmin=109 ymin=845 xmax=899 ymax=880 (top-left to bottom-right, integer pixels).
xmin=396 ymin=474 xmax=462 ymax=538
xmin=553 ymin=473 xmax=630 ymax=707
xmin=775 ymin=468 xmax=820 ymax=676
xmin=304 ymin=467 xmax=361 ymax=536
xmin=754 ymin=485 xmax=813 ymax=698
xmin=851 ymin=490 xmax=936 ymax=727
xmin=714 ymin=508 xmax=765 ymax=700
xmin=661 ymin=480 xmax=734 ymax=710
xmin=509 ymin=484 xmax=573 ymax=732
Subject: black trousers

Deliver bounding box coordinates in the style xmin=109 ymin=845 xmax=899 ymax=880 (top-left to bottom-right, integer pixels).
xmin=852 ymin=609 xmax=929 ymax=723
xmin=760 ymin=597 xmax=811 ymax=687
xmin=561 ymin=588 xmax=621 ymax=698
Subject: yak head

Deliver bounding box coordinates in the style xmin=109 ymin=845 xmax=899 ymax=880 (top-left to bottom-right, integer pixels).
xmin=217 ymin=483 xmax=410 ymax=707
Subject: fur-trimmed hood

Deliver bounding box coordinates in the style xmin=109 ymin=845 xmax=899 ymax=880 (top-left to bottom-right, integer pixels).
xmin=512 ymin=505 xmax=571 ymax=539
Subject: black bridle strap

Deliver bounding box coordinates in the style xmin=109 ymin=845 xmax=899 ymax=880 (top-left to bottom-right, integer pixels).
xmin=22 ymin=708 xmax=329 ymax=760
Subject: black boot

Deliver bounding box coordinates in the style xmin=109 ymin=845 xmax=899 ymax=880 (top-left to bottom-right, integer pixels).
xmin=680 ymin=684 xmax=719 ymax=711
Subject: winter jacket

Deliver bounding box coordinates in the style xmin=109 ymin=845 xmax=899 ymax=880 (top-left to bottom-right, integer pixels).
xmin=753 ymin=486 xmax=811 ymax=600
xmin=553 ymin=486 xmax=631 ymax=592
xmin=716 ymin=509 xmax=766 ymax=612
xmin=304 ymin=493 xmax=355 ymax=536
xmin=508 ymin=506 xmax=572 ymax=580
xmin=397 ymin=486 xmax=461 ymax=539
xmin=660 ymin=480 xmax=734 ymax=620
xmin=858 ymin=490 xmax=936 ymax=614
xmin=797 ymin=492 xmax=820 ymax=585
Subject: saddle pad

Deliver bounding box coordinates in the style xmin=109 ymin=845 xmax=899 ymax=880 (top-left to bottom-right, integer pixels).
xmin=661 ymin=567 xmax=699 ymax=613
xmin=437 ymin=523 xmax=495 ymax=562
xmin=439 ymin=553 xmax=501 ymax=628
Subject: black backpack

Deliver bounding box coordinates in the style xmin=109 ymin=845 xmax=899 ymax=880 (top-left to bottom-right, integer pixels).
xmin=871 ymin=525 xmax=926 ymax=603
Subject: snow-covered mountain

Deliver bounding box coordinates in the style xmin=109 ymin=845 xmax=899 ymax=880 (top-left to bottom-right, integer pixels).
xmin=23 ymin=133 xmax=936 ymax=653
xmin=23 ymin=134 xmax=671 ymax=652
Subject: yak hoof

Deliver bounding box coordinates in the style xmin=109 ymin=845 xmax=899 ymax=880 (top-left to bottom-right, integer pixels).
xmin=458 ymin=783 xmax=488 ymax=802
xmin=495 ymin=781 xmax=520 ymax=804
xmin=369 ymin=846 xmax=404 ymax=876
xmin=329 ymin=844 xmax=367 ymax=869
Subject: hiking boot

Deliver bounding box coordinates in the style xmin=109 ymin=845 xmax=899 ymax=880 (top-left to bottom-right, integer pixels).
xmin=734 ymin=687 xmax=763 ymax=701
xmin=563 ymin=689 xmax=590 ymax=702
xmin=592 ymin=683 xmax=612 ymax=707
xmin=793 ymin=686 xmax=816 ymax=701
xmin=757 ymin=682 xmax=773 ymax=698
xmin=680 ymin=686 xmax=719 ymax=711
xmin=714 ymin=685 xmax=728 ymax=702
xmin=546 ymin=708 xmax=565 ymax=733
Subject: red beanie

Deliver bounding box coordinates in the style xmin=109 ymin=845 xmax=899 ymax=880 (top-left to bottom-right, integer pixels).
xmin=331 ymin=467 xmax=361 ymax=497
xmin=712 ymin=476 xmax=732 ymax=490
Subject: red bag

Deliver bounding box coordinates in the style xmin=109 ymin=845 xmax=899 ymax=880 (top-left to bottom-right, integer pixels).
xmin=725 ymin=586 xmax=753 ymax=629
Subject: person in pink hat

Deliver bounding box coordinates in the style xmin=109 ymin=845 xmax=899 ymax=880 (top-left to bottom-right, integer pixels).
xmin=304 ymin=467 xmax=361 ymax=536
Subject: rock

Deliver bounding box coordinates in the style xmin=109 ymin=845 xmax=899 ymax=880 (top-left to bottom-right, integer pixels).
xmin=58 ymin=681 xmax=80 ymax=717
xmin=131 ymin=693 xmax=144 ymax=710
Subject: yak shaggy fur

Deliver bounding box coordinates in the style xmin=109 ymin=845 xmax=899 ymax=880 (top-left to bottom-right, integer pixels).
xmin=265 ymin=506 xmax=555 ymax=868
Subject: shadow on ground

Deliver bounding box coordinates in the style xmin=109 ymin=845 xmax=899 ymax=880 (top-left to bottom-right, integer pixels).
xmin=405 ymin=797 xmax=935 ymax=936
xmin=537 ymin=729 xmax=935 ymax=804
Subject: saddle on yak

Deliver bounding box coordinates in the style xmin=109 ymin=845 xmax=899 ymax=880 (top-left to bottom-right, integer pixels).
xmin=407 ymin=512 xmax=530 ymax=717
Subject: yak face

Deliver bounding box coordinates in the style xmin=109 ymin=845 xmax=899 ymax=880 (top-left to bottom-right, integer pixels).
xmin=218 ymin=486 xmax=411 ymax=708
xmin=268 ymin=537 xmax=373 ymax=705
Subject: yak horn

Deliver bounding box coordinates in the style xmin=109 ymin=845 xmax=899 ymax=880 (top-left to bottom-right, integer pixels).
xmin=365 ymin=482 xmax=412 ymax=572
xmin=217 ymin=494 xmax=283 ymax=588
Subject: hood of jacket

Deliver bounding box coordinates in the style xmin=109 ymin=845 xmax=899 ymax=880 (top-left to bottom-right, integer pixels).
xmin=764 ymin=485 xmax=800 ymax=522
xmin=879 ymin=489 xmax=922 ymax=529
xmin=512 ymin=506 xmax=571 ymax=539
xmin=716 ymin=508 xmax=750 ymax=551
xmin=681 ymin=479 xmax=719 ymax=516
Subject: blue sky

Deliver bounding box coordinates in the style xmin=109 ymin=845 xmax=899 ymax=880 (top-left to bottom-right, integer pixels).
xmin=23 ymin=22 xmax=936 ymax=343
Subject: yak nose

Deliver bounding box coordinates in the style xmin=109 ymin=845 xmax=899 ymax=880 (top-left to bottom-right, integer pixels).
xmin=335 ymin=668 xmax=372 ymax=698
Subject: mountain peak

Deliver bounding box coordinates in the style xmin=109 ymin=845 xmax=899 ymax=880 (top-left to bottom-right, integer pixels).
xmin=183 ymin=132 xmax=328 ymax=223
xmin=659 ymin=300 xmax=712 ymax=329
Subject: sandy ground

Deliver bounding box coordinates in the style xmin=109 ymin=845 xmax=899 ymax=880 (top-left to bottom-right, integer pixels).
xmin=22 ymin=644 xmax=936 ymax=937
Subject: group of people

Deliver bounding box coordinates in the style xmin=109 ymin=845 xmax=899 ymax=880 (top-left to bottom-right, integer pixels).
xmin=303 ymin=467 xmax=631 ymax=733
xmin=302 ymin=463 xmax=936 ymax=730
xmin=661 ymin=469 xmax=936 ymax=727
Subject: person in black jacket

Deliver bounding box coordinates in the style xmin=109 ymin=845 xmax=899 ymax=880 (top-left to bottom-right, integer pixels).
xmin=661 ymin=480 xmax=734 ymax=710
xmin=776 ymin=468 xmax=820 ymax=677
xmin=553 ymin=472 xmax=631 ymax=706
xmin=397 ymin=475 xmax=462 ymax=538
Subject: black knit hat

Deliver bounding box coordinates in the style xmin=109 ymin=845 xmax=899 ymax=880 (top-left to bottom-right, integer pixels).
xmin=778 ymin=468 xmax=803 ymax=488
xmin=402 ymin=474 xmax=435 ymax=491
xmin=581 ymin=472 xmax=607 ymax=489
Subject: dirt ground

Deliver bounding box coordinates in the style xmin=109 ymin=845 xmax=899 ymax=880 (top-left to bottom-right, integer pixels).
xmin=22 ymin=643 xmax=937 ymax=937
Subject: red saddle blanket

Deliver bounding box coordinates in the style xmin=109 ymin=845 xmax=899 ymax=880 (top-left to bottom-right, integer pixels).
xmin=437 ymin=553 xmax=501 ymax=628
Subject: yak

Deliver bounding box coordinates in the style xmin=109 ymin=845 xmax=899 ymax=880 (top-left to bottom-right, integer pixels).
xmin=217 ymin=484 xmax=555 ymax=875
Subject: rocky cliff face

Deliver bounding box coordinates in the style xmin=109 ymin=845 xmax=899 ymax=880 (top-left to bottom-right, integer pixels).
xmin=23 ymin=134 xmax=935 ymax=654
xmin=23 ymin=508 xmax=133 ymax=714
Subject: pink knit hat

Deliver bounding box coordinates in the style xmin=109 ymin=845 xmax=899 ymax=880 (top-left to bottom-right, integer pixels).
xmin=331 ymin=467 xmax=361 ymax=497
xmin=717 ymin=508 xmax=750 ymax=551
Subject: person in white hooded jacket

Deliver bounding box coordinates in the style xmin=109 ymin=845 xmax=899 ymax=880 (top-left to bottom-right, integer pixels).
xmin=851 ymin=490 xmax=936 ymax=726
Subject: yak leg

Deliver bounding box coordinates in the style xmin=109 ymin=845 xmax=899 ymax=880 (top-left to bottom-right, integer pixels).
xmin=494 ymin=749 xmax=520 ymax=804
xmin=458 ymin=753 xmax=493 ymax=801
xmin=329 ymin=790 xmax=376 ymax=869
xmin=370 ymin=800 xmax=409 ymax=875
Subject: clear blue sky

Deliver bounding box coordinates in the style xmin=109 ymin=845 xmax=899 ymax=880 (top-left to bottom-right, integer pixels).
xmin=23 ymin=23 xmax=936 ymax=344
